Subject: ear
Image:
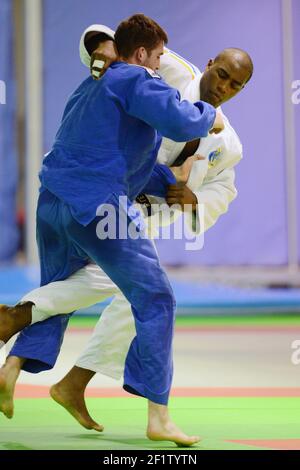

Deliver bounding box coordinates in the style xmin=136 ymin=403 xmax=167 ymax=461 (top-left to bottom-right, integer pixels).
xmin=204 ymin=58 xmax=214 ymax=72
xmin=135 ymin=46 xmax=148 ymax=64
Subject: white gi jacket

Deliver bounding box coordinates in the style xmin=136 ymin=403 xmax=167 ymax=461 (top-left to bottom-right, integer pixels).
xmin=80 ymin=27 xmax=243 ymax=234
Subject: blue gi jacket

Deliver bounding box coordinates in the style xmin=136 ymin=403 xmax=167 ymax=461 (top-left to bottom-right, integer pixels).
xmin=40 ymin=62 xmax=216 ymax=226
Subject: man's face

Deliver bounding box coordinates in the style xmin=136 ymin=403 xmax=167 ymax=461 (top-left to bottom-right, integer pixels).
xmin=143 ymin=41 xmax=164 ymax=72
xmin=200 ymin=55 xmax=251 ymax=107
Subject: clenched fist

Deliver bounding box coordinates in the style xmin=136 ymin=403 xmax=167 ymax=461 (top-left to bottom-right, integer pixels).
xmin=90 ymin=40 xmax=118 ymax=79
xmin=166 ymin=184 xmax=198 ymax=211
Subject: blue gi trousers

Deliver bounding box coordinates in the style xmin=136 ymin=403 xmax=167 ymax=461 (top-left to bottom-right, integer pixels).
xmin=10 ymin=190 xmax=175 ymax=405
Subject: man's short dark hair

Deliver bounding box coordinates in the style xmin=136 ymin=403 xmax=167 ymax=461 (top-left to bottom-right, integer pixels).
xmin=115 ymin=13 xmax=168 ymax=58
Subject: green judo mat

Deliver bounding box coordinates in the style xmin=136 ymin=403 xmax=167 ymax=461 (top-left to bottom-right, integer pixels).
xmin=69 ymin=314 xmax=300 ymax=329
xmin=1 ymin=397 xmax=300 ymax=450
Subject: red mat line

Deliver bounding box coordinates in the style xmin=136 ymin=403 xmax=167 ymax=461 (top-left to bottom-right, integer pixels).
xmin=227 ymin=439 xmax=300 ymax=450
xmin=15 ymin=385 xmax=300 ymax=399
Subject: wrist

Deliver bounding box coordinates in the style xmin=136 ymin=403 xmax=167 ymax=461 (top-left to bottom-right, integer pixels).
xmin=191 ymin=192 xmax=198 ymax=211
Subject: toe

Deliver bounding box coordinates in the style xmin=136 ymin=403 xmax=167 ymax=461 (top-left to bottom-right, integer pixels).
xmin=92 ymin=423 xmax=104 ymax=432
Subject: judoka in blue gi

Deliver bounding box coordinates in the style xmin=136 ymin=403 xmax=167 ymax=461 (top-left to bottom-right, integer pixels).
xmin=0 ymin=14 xmax=223 ymax=445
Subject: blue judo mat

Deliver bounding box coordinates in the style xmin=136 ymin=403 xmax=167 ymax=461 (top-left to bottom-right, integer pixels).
xmin=1 ymin=265 xmax=300 ymax=315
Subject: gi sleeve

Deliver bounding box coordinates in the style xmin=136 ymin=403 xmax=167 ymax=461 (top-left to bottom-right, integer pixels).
xmin=185 ymin=167 xmax=238 ymax=234
xmin=125 ymin=72 xmax=216 ymax=142
xmin=140 ymin=163 xmax=176 ymax=198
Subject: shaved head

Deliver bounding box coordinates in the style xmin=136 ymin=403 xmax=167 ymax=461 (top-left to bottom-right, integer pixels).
xmin=214 ymin=48 xmax=254 ymax=83
xmin=200 ymin=47 xmax=254 ymax=107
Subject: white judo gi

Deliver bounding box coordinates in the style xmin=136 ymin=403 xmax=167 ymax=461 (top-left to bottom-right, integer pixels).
xmin=22 ymin=26 xmax=242 ymax=379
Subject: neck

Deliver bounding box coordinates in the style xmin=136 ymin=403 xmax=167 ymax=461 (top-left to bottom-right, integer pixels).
xmin=119 ymin=55 xmax=139 ymax=66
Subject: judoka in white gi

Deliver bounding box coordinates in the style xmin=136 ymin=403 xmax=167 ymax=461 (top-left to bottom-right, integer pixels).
xmin=0 ymin=19 xmax=253 ymax=443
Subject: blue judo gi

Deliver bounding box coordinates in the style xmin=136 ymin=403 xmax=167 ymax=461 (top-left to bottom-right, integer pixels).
xmin=10 ymin=62 xmax=215 ymax=404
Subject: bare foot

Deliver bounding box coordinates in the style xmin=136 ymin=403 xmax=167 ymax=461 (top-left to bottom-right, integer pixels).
xmin=0 ymin=357 xmax=22 ymax=419
xmin=0 ymin=303 xmax=33 ymax=343
xmin=50 ymin=382 xmax=104 ymax=432
xmin=147 ymin=421 xmax=200 ymax=447
xmin=147 ymin=401 xmax=200 ymax=447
